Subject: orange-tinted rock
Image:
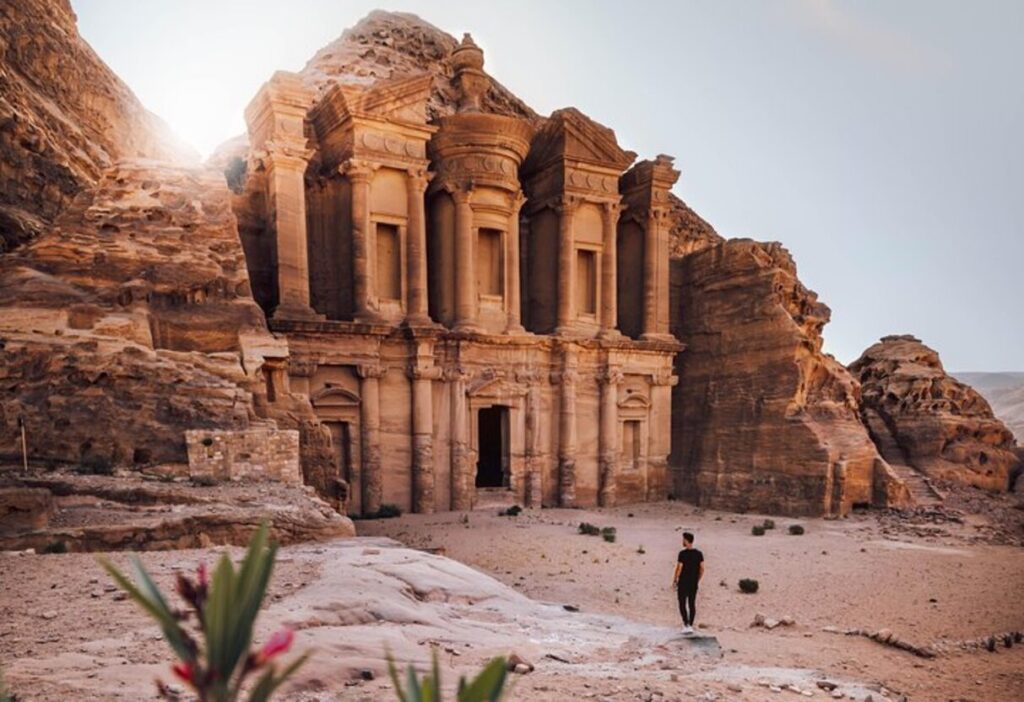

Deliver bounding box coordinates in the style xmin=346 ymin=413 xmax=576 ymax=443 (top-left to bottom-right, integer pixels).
xmin=670 ymin=239 xmax=909 ymax=516
xmin=0 ymin=0 xmax=194 ymax=252
xmin=849 ymin=335 xmax=1021 ymax=492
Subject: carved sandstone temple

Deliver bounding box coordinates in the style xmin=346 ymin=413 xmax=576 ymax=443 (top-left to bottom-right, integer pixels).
xmin=242 ymin=36 xmax=680 ymax=514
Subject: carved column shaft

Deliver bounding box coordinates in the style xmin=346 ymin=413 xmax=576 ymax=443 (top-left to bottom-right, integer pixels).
xmin=524 ymin=382 xmax=543 ymax=508
xmin=599 ymin=369 xmax=621 ymax=507
xmin=556 ymin=199 xmax=576 ymax=333
xmin=406 ymin=170 xmax=430 ymax=323
xmin=642 ymin=209 xmax=658 ymax=337
xmin=655 ymin=210 xmax=671 ymax=335
xmin=556 ymin=353 xmax=578 ymax=507
xmin=349 ymin=166 xmax=374 ymax=320
xmin=410 ymin=366 xmax=437 ymax=513
xmin=600 ymin=203 xmax=620 ymax=336
xmin=450 ymin=373 xmax=472 ymax=510
xmin=358 ymin=365 xmax=385 ymax=514
xmin=453 ymin=190 xmax=476 ymax=330
xmin=267 ymin=150 xmax=315 ymax=318
xmin=506 ymin=194 xmax=525 ymax=332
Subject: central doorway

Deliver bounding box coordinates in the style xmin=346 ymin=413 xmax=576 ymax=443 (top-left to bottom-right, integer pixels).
xmin=476 ymin=406 xmax=509 ymax=488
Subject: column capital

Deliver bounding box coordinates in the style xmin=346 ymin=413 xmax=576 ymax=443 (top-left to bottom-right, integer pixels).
xmin=598 ymin=366 xmax=625 ymax=386
xmin=408 ymin=365 xmax=443 ymax=381
xmin=262 ymin=140 xmax=315 ymax=171
xmin=650 ymin=206 xmax=673 ymax=224
xmin=339 ymin=159 xmax=380 ymax=182
xmin=442 ymin=365 xmax=472 ymax=383
xmin=446 ymin=181 xmax=475 ymax=204
xmin=550 ymin=368 xmax=579 ymax=386
xmin=357 ymin=363 xmax=388 ymax=380
xmin=602 ymin=200 xmax=624 ymax=217
xmin=555 ymin=194 xmax=580 ymax=215
xmin=651 ymin=369 xmax=679 ymax=386
xmin=406 ymin=167 xmax=434 ymax=190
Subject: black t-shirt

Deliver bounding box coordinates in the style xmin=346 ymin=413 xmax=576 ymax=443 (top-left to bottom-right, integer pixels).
xmin=677 ymin=548 xmax=704 ymax=589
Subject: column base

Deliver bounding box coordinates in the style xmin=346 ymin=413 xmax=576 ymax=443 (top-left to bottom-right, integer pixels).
xmin=505 ymin=320 xmax=527 ymax=335
xmin=640 ymin=332 xmax=677 ymax=343
xmin=272 ymin=302 xmax=324 ymax=321
xmin=453 ymin=321 xmax=484 ymax=335
xmin=354 ymin=310 xmax=388 ymax=325
xmin=598 ymin=328 xmax=624 ymax=341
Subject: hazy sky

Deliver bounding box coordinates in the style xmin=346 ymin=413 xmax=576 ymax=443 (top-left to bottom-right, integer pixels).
xmin=72 ymin=0 xmax=1023 ymax=371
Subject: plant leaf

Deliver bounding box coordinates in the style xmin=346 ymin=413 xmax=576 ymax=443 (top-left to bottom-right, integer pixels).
xmin=456 ymin=657 xmax=507 ymax=702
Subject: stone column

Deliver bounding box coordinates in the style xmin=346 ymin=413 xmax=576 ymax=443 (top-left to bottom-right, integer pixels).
xmin=555 ymin=197 xmax=577 ymax=335
xmin=554 ymin=347 xmax=578 ymax=507
xmin=453 ymin=188 xmax=478 ymax=331
xmin=266 ymin=145 xmax=317 ymax=319
xmin=344 ymin=161 xmax=378 ymax=321
xmin=599 ymin=201 xmax=621 ymax=338
xmin=506 ymin=192 xmax=526 ymax=332
xmin=448 ymin=366 xmax=472 ymax=510
xmin=522 ymin=369 xmax=543 ymax=508
xmin=406 ymin=168 xmax=431 ymax=325
xmin=647 ymin=368 xmax=677 ymax=501
xmin=598 ymin=365 xmax=623 ymax=507
xmin=410 ymin=364 xmax=440 ymax=513
xmin=642 ymin=207 xmax=671 ymax=339
xmin=358 ymin=363 xmax=387 ymax=514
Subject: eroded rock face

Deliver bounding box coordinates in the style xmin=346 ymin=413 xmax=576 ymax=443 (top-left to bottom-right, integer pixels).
xmin=0 ymin=161 xmax=285 ymax=469
xmin=670 ymin=239 xmax=909 ymax=516
xmin=0 ymin=0 xmax=194 ymax=252
xmin=849 ymin=335 xmax=1021 ymax=491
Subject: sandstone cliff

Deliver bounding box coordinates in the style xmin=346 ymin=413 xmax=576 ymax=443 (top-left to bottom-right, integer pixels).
xmin=0 ymin=0 xmax=194 ymax=252
xmin=670 ymin=239 xmax=909 ymax=515
xmin=850 ymin=335 xmax=1021 ymax=492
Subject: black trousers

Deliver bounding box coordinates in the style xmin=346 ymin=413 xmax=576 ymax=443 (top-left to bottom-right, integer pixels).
xmin=677 ymin=584 xmax=698 ymax=626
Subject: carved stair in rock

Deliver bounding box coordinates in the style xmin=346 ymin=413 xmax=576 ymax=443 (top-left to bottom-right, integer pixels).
xmin=862 ymin=408 xmax=943 ymax=507
xmin=474 ymin=487 xmax=520 ymax=511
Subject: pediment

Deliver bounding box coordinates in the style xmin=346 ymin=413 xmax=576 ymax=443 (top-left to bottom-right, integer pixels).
xmin=311 ymin=386 xmax=361 ymax=407
xmin=314 ymin=74 xmax=432 ymax=134
xmin=525 ymin=107 xmax=636 ymax=174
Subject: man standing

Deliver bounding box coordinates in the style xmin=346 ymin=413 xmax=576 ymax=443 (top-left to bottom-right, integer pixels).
xmin=671 ymin=531 xmax=704 ymax=634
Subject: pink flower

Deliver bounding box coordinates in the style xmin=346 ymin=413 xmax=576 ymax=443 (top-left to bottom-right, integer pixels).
xmin=253 ymin=629 xmax=294 ymax=667
xmin=171 ymin=661 xmax=197 ymax=685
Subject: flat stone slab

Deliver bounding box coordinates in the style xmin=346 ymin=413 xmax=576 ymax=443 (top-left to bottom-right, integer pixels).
xmin=671 ymin=633 xmax=722 ymax=655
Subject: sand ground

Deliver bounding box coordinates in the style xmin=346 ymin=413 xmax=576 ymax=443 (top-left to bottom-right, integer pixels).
xmin=359 ymin=501 xmax=1024 ymax=701
xmin=1 ymin=500 xmax=1022 ymax=701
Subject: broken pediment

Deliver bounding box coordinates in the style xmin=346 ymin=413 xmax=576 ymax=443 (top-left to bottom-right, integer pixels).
xmin=524 ymin=107 xmax=636 ymax=176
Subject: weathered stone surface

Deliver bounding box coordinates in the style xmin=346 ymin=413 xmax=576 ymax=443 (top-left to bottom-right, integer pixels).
xmin=849 ymin=335 xmax=1021 ymax=491
xmin=0 ymin=486 xmax=54 ymax=531
xmin=670 ymin=239 xmax=909 ymax=516
xmin=0 ymin=0 xmax=194 ymax=252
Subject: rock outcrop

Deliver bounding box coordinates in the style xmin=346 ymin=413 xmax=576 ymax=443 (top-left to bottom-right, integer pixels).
xmin=670 ymin=240 xmax=909 ymax=516
xmin=0 ymin=0 xmax=193 ymax=252
xmin=849 ymin=335 xmax=1021 ymax=492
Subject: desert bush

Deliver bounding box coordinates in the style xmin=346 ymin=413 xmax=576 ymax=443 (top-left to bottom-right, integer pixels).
xmin=100 ymin=523 xmax=306 ymax=701
xmin=76 ymin=455 xmax=114 ymax=475
xmin=388 ymin=650 xmax=508 ymax=702
xmin=751 ymin=525 xmax=766 ymax=536
xmin=637 ymin=545 xmax=646 ymax=555
xmin=42 ymin=540 xmax=67 ymax=554
xmin=191 ymin=475 xmax=219 ymax=487
xmin=762 ymin=519 xmax=776 ymax=530
xmin=375 ymin=504 xmax=403 ymax=519
xmin=738 ymin=578 xmax=759 ymax=594
xmin=788 ymin=524 xmax=805 ymax=535
xmin=601 ymin=527 xmax=617 ymax=543
xmin=578 ymin=522 xmax=600 ymax=536
xmin=498 ymin=505 xmax=522 ymax=517
xmin=0 ymin=667 xmax=15 ymax=702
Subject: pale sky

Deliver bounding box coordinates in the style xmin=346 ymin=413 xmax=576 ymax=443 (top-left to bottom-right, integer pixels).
xmin=72 ymin=0 xmax=1024 ymax=372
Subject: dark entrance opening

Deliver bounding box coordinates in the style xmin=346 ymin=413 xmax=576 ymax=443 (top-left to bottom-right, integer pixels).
xmin=476 ymin=406 xmax=508 ymax=488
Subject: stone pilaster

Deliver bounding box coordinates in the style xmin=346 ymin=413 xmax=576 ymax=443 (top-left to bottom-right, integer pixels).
xmin=553 ymin=348 xmax=579 ymax=507
xmin=648 ymin=368 xmax=678 ymax=500
xmin=406 ymin=168 xmax=432 ymax=325
xmin=506 ymin=191 xmax=526 ymax=333
xmin=265 ymin=144 xmax=318 ymax=319
xmin=344 ymin=160 xmax=380 ymax=322
xmin=447 ymin=366 xmax=473 ymax=510
xmin=600 ymin=201 xmax=622 ymax=338
xmin=521 ymin=368 xmax=544 ymax=508
xmin=642 ymin=207 xmax=673 ymax=340
xmin=409 ymin=363 xmax=441 ymax=513
xmin=357 ymin=363 xmax=387 ymax=514
xmin=452 ymin=187 xmax=478 ymax=332
xmin=555 ymin=196 xmax=578 ymax=335
xmin=598 ymin=365 xmax=624 ymax=507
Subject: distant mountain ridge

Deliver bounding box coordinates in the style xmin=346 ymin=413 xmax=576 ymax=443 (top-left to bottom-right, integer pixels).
xmin=954 ymin=372 xmax=1024 ymax=442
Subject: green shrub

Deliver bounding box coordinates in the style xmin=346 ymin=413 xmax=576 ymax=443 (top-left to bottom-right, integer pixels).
xmin=42 ymin=540 xmax=67 ymax=554
xmin=788 ymin=524 xmax=805 ymax=535
xmin=100 ymin=524 xmax=307 ymax=701
xmin=738 ymin=578 xmax=759 ymax=594
xmin=762 ymin=519 xmax=776 ymax=530
xmin=578 ymin=522 xmax=600 ymax=536
xmin=498 ymin=505 xmax=522 ymax=517
xmin=191 ymin=474 xmax=219 ymax=487
xmin=601 ymin=527 xmax=617 ymax=543
xmin=389 ymin=650 xmax=508 ymax=702
xmin=372 ymin=504 xmax=403 ymax=519
xmin=637 ymin=545 xmax=646 ymax=555
xmin=751 ymin=525 xmax=766 ymax=536
xmin=76 ymin=455 xmax=114 ymax=476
